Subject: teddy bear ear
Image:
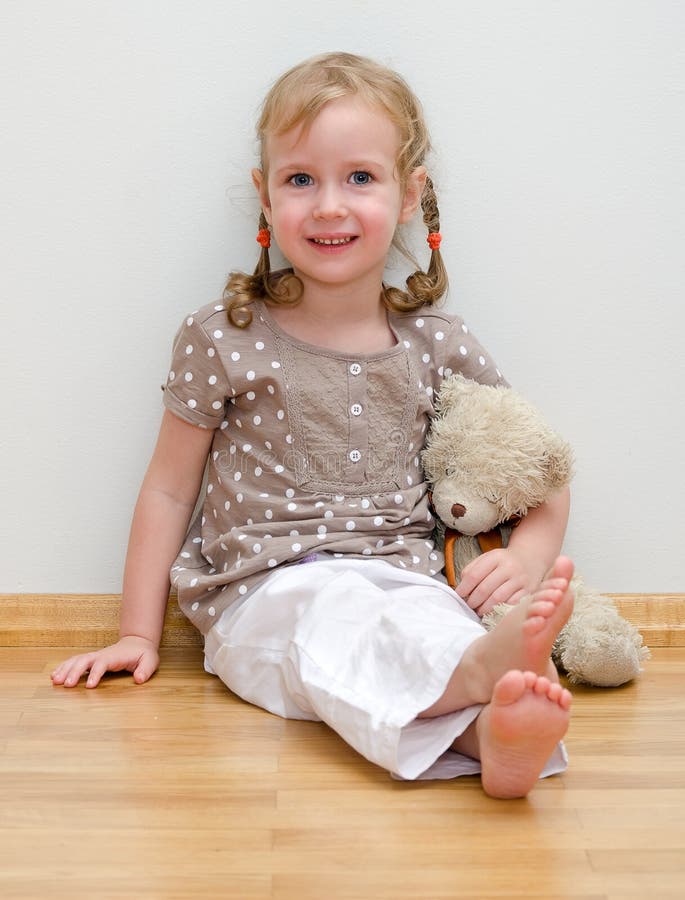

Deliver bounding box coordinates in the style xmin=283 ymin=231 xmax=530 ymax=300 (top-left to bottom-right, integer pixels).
xmin=542 ymin=436 xmax=575 ymax=488
xmin=435 ymin=373 xmax=479 ymax=415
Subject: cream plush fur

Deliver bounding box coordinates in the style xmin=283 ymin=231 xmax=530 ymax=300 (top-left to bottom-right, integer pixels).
xmin=423 ymin=374 xmax=649 ymax=687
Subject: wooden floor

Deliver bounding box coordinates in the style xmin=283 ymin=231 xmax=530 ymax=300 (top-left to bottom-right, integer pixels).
xmin=1 ymin=646 xmax=684 ymax=899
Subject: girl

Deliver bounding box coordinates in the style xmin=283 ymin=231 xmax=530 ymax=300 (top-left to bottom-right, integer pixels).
xmin=52 ymin=52 xmax=573 ymax=799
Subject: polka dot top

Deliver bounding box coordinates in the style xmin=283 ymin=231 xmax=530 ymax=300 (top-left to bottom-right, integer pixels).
xmin=164 ymin=298 xmax=506 ymax=635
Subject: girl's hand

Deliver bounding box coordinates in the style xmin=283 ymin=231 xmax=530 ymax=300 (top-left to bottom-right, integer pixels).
xmin=50 ymin=636 xmax=160 ymax=689
xmin=455 ymin=547 xmax=544 ymax=618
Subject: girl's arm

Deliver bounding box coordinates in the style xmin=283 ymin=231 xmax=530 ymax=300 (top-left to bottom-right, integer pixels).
xmin=51 ymin=410 xmax=213 ymax=688
xmin=455 ymin=486 xmax=571 ymax=617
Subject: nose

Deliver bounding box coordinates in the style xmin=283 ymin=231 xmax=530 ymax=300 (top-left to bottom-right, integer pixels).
xmin=314 ymin=183 xmax=347 ymax=220
xmin=451 ymin=503 xmax=466 ymax=519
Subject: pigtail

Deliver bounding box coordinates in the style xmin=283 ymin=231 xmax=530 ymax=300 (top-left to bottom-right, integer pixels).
xmin=223 ymin=212 xmax=302 ymax=328
xmin=404 ymin=176 xmax=448 ymax=305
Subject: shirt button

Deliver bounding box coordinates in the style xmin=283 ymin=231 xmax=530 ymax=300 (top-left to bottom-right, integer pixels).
xmin=349 ymin=363 xmax=362 ymax=376
xmin=349 ymin=449 xmax=362 ymax=463
xmin=350 ymin=403 xmax=363 ymax=416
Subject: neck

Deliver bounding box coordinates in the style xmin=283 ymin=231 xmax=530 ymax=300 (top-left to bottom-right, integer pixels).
xmin=267 ymin=273 xmax=396 ymax=353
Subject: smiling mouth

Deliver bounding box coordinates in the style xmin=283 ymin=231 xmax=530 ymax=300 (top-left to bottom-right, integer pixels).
xmin=309 ymin=236 xmax=356 ymax=246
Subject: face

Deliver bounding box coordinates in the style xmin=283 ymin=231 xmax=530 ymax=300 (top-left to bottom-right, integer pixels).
xmin=253 ymin=96 xmax=426 ymax=297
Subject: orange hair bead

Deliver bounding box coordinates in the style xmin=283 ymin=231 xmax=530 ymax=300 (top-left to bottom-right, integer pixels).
xmin=427 ymin=232 xmax=442 ymax=251
xmin=256 ymin=228 xmax=271 ymax=249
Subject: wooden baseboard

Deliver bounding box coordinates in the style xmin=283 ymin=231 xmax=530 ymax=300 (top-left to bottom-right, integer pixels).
xmin=0 ymin=592 xmax=683 ymax=648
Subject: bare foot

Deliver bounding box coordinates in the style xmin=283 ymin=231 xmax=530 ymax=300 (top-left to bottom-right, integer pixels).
xmin=476 ymin=669 xmax=572 ymax=799
xmin=419 ymin=557 xmax=574 ymax=715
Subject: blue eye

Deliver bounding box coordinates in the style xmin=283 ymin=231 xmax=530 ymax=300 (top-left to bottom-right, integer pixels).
xmin=350 ymin=171 xmax=371 ymax=185
xmin=290 ymin=173 xmax=312 ymax=187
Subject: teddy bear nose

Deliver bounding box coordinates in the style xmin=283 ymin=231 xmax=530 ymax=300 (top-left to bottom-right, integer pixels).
xmin=451 ymin=503 xmax=467 ymax=519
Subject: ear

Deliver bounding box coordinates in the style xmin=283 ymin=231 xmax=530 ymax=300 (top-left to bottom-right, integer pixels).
xmin=398 ymin=165 xmax=427 ymax=224
xmin=252 ymin=168 xmax=272 ymax=225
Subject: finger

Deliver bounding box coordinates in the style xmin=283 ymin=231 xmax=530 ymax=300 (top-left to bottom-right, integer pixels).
xmin=61 ymin=656 xmax=95 ymax=688
xmin=456 ymin=554 xmax=499 ymax=598
xmin=466 ymin=569 xmax=510 ymax=611
xmin=133 ymin=650 xmax=159 ymax=684
xmin=85 ymin=658 xmax=109 ymax=688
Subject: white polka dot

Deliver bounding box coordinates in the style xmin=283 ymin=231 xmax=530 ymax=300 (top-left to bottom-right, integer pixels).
xmin=265 ymin=441 xmax=272 ymax=450
xmin=208 ymin=375 xmax=217 ymax=385
xmin=374 ymin=516 xmax=384 ymax=526
xmin=361 ymin=498 xmax=370 ymax=509
xmin=271 ymin=361 xmax=281 ymax=369
xmin=212 ymin=401 xmax=222 ymax=410
xmin=287 ymin=502 xmax=297 ymax=511
xmin=267 ymin=385 xmax=275 ymax=395
xmin=253 ymin=415 xmax=262 ymax=425
xmin=190 ymin=577 xmax=199 ymax=587
xmin=236 ymin=493 xmax=244 ymax=502
xmin=247 ymin=371 xmax=256 ymax=381
xmin=214 ymin=330 xmax=223 ymax=339
xmin=207 ymin=484 xmax=213 ymax=494
xmin=416 ymin=318 xmax=424 ymax=328
xmin=324 ymin=510 xmax=334 ymax=519
xmin=252 ymin=543 xmax=262 ymax=553
xmin=191 ymin=602 xmax=199 ymax=611
xmin=185 ymin=344 xmax=193 ymax=355
xmin=265 ymin=509 xmax=273 ymax=519
xmin=255 ymin=341 xmax=265 ymax=350
xmin=346 ymin=521 xmax=355 ymax=531
xmin=255 ymin=467 xmax=262 ymax=477
xmin=317 ymin=525 xmax=327 ymax=535
xmin=403 ymin=340 xmax=411 ymax=349
xmin=362 ymin=548 xmax=372 ymax=555
xmin=231 ymin=351 xmax=240 ymax=361
xmin=267 ymin=559 xmax=278 ymax=568
xmin=275 ymin=465 xmax=284 ymax=474
xmin=435 ymin=331 xmax=445 ymax=341
xmin=168 ymin=370 xmax=175 ymax=381
xmin=335 ymin=495 xmax=345 ymax=503
xmin=286 ymin=434 xmax=293 ymax=444
xmin=285 ymin=489 xmax=295 ymax=499
xmin=277 ymin=410 xmax=285 ymax=420
xmin=207 ymin=348 xmax=215 ymax=358
xmin=238 ymin=584 xmax=248 ymax=595
xmin=290 ymin=530 xmax=299 ymax=536
xmin=224 ymin=500 xmax=231 ymax=511
xmin=186 ymin=317 xmax=194 ymax=326
xmin=459 ymin=345 xmax=468 ymax=356
xmin=234 ymin=472 xmax=241 ymax=482
xmin=394 ymin=494 xmax=403 ymax=504
xmin=479 ymin=355 xmax=486 ymax=366
xmin=208 ymin=607 xmax=216 ymax=617
xmin=246 ymin=391 xmax=256 ymax=400
xmin=292 ymin=542 xmax=302 ymax=552
xmin=461 ymin=323 xmax=469 ymax=333
xmin=422 ymin=353 xmax=431 ymax=363
xmin=187 ymin=399 xmax=197 ymax=409
xmin=184 ymin=372 xmax=193 ymax=382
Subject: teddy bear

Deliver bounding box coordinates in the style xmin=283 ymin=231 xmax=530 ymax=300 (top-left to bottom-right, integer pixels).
xmin=422 ymin=373 xmax=649 ymax=687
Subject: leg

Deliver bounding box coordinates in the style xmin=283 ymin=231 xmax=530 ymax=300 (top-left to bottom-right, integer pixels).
xmin=419 ymin=556 xmax=574 ymax=716
xmin=451 ymin=669 xmax=572 ymax=799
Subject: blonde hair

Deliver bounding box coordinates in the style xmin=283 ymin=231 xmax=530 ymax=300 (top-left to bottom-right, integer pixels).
xmin=225 ymin=51 xmax=448 ymax=327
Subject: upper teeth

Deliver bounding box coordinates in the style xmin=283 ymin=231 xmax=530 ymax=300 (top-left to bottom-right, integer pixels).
xmin=312 ymin=237 xmax=353 ymax=245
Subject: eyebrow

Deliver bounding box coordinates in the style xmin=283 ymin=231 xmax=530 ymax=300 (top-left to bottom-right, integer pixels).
xmin=272 ymin=159 xmax=389 ymax=176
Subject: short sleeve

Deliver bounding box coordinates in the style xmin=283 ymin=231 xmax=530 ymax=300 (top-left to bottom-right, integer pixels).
xmin=439 ymin=315 xmax=509 ymax=388
xmin=162 ymin=314 xmax=231 ymax=429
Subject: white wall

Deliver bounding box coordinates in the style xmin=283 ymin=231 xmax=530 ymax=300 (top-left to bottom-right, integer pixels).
xmin=2 ymin=0 xmax=683 ymax=593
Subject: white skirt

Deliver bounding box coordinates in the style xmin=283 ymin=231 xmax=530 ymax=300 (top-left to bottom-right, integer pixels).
xmin=203 ymin=556 xmax=568 ymax=781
